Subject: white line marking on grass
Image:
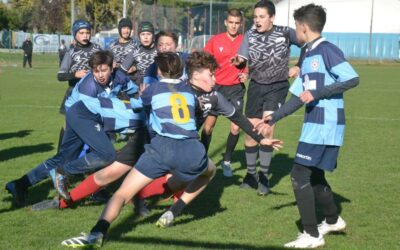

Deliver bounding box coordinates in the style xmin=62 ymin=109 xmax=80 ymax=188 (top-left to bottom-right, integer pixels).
xmin=290 ymin=114 xmax=400 ymax=121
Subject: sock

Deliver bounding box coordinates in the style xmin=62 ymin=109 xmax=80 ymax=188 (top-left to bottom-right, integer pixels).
xmin=15 ymin=175 xmax=31 ymax=191
xmin=137 ymin=176 xmax=170 ymax=199
xmin=313 ymin=184 xmax=339 ymax=224
xmin=259 ymin=145 xmax=273 ymax=176
xmin=245 ymin=145 xmax=259 ymax=175
xmin=169 ymin=198 xmax=187 ymax=217
xmin=291 ymin=164 xmax=319 ymax=237
xmin=59 ymin=174 xmax=101 ymax=209
xmin=223 ymin=132 xmax=240 ymax=162
xmin=200 ymin=130 xmax=212 ymax=152
xmin=91 ymin=219 xmax=110 ymax=236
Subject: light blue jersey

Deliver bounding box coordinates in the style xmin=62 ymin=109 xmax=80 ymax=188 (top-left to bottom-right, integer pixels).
xmin=80 ymin=97 xmax=146 ymax=132
xmin=141 ymin=78 xmax=198 ymax=139
xmin=290 ymin=38 xmax=358 ymax=146
xmin=65 ymin=69 xmax=138 ymax=111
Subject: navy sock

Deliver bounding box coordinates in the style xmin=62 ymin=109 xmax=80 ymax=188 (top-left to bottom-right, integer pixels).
xmin=169 ymin=198 xmax=187 ymax=217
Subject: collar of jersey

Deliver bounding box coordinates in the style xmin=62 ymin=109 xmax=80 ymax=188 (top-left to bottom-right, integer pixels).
xmin=307 ymin=37 xmax=326 ymax=51
xmin=160 ymin=78 xmax=181 ymax=84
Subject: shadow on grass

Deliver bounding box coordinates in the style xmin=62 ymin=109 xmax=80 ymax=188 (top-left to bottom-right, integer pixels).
xmin=114 ymin=235 xmax=287 ymax=249
xmin=109 ymin=167 xmax=234 ymax=238
xmin=0 ymin=130 xmax=32 ymax=140
xmin=0 ymin=143 xmax=54 ymax=162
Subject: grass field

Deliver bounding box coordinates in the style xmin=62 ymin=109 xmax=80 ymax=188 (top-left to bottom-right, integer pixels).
xmin=0 ymin=53 xmax=399 ymax=249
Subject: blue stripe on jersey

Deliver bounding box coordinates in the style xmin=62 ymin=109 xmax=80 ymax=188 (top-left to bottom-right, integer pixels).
xmin=155 ymin=106 xmax=195 ymax=120
xmin=99 ymin=98 xmax=113 ymax=108
xmin=143 ymin=79 xmax=198 ymax=139
xmin=82 ymin=97 xmax=146 ymax=132
xmin=331 ymin=62 xmax=358 ymax=82
xmin=305 ymin=106 xmax=324 ymax=124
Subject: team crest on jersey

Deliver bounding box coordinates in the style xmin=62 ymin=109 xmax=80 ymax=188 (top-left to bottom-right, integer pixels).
xmin=311 ymin=58 xmax=319 ymax=71
xmin=219 ymin=47 xmax=224 ymax=52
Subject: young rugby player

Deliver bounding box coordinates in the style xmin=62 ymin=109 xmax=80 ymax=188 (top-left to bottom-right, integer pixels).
xmin=231 ymin=0 xmax=302 ymax=196
xmin=255 ymin=4 xmax=359 ymax=248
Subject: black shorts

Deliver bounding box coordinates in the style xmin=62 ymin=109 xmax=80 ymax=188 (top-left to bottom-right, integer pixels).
xmin=115 ymin=127 xmax=148 ymax=166
xmin=59 ymin=86 xmax=74 ymax=115
xmin=245 ymin=80 xmax=289 ymax=119
xmin=209 ymin=83 xmax=245 ymax=116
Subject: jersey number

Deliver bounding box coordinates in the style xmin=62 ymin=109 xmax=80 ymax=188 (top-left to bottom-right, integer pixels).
xmin=170 ymin=93 xmax=190 ymax=123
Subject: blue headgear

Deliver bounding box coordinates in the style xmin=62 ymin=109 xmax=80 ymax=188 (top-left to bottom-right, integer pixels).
xmin=72 ymin=19 xmax=92 ymax=38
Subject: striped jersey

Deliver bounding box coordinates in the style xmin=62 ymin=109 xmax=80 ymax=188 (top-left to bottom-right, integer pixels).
xmin=65 ymin=69 xmax=138 ymax=111
xmin=290 ymin=38 xmax=358 ymax=146
xmin=141 ymin=79 xmax=198 ymax=139
xmin=108 ymin=38 xmax=139 ymax=65
xmin=238 ymin=25 xmax=300 ymax=84
xmin=80 ymin=97 xmax=146 ymax=132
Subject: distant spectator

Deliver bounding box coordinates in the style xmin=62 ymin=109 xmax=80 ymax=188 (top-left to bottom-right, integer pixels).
xmin=58 ymin=39 xmax=68 ymax=66
xmin=22 ymin=37 xmax=33 ymax=68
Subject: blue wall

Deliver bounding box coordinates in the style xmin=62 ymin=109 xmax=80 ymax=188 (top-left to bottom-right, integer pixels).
xmin=291 ymin=33 xmax=400 ymax=60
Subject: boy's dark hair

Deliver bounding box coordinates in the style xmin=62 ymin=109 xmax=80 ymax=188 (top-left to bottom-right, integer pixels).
xmin=187 ymin=51 xmax=219 ymax=79
xmin=293 ymin=4 xmax=326 ymax=33
xmin=227 ymin=8 xmax=243 ymax=21
xmin=154 ymin=52 xmax=183 ymax=79
xmin=254 ymin=0 xmax=275 ymax=17
xmin=89 ymin=50 xmax=114 ymax=69
xmin=156 ymin=31 xmax=178 ymax=46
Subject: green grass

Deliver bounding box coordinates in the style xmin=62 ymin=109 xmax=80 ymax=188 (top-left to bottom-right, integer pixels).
xmin=0 ymin=53 xmax=399 ymax=249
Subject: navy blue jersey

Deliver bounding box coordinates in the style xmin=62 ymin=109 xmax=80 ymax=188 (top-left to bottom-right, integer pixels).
xmin=290 ymin=38 xmax=358 ymax=146
xmin=141 ymin=79 xmax=198 ymax=139
xmin=65 ymin=69 xmax=138 ymax=111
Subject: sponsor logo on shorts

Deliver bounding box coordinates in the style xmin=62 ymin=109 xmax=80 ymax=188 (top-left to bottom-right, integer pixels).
xmin=296 ymin=153 xmax=312 ymax=161
xmin=94 ymin=123 xmax=101 ymax=132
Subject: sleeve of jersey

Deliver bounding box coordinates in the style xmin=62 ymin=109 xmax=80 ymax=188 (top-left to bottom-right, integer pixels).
xmin=229 ymin=111 xmax=264 ymax=142
xmin=288 ymin=27 xmax=303 ymax=47
xmin=237 ymin=32 xmax=249 ymax=60
xmin=57 ymin=53 xmax=75 ymax=81
xmin=120 ymin=52 xmax=136 ymax=72
xmin=143 ymin=63 xmax=158 ymax=85
xmin=213 ymin=92 xmax=235 ymax=117
xmin=76 ymin=75 xmax=98 ymax=99
xmin=289 ymin=77 xmax=304 ymax=97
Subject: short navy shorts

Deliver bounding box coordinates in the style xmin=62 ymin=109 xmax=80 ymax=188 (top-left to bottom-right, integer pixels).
xmin=294 ymin=142 xmax=340 ymax=172
xmin=135 ymin=135 xmax=208 ymax=181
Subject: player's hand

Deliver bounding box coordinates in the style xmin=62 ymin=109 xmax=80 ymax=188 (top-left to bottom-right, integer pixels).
xmin=75 ymin=70 xmax=88 ymax=78
xmin=128 ymin=65 xmax=137 ymax=74
xmin=300 ymin=90 xmax=315 ymax=104
xmin=238 ymin=72 xmax=248 ymax=83
xmin=260 ymin=138 xmax=284 ymax=151
xmin=113 ymin=62 xmax=120 ymax=69
xmin=254 ymin=115 xmax=273 ymax=135
xmin=230 ymin=55 xmax=244 ymax=66
xmin=288 ymin=66 xmax=300 ymax=78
